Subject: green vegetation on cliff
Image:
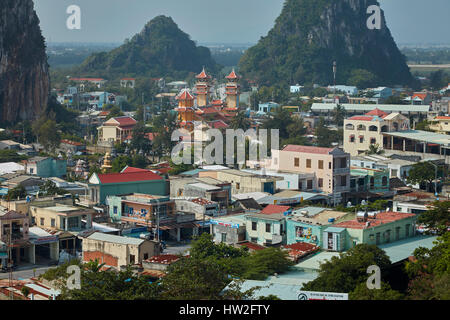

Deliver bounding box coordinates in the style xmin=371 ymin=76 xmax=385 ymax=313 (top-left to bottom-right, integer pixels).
xmin=238 ymin=0 xmax=414 ymax=88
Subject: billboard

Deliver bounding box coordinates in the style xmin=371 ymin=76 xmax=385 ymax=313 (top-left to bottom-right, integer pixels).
xmin=297 ymin=291 xmax=348 ymax=300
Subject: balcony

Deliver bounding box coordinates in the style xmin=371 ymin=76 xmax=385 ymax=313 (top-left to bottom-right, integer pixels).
xmin=333 ymin=167 xmax=350 ymax=175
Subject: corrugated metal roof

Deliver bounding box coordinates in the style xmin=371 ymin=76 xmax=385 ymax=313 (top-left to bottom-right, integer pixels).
xmin=312 ymin=103 xmax=429 ymax=113
xmin=378 ymin=235 xmax=438 ymax=263
xmin=86 ymin=232 xmax=144 ymax=245
xmin=383 ymin=130 xmax=450 ymax=145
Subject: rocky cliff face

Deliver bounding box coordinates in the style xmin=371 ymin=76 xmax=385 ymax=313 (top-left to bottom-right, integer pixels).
xmin=239 ymin=0 xmax=414 ymax=87
xmin=0 ymin=0 xmax=49 ymax=124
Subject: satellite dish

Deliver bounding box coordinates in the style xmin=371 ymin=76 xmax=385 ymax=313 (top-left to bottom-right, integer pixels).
xmin=347 ymin=201 xmax=352 ymax=208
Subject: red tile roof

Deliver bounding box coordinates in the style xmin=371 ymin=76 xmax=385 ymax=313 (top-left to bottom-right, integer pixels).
xmin=348 ymin=116 xmax=376 ymax=121
xmin=282 ymin=242 xmax=318 ymax=252
xmin=97 ymin=171 xmax=163 ymax=184
xmin=207 ymin=120 xmax=229 ymax=129
xmin=145 ymin=254 xmax=180 ymax=264
xmin=435 ymin=116 xmax=450 ymax=120
xmin=261 ymin=204 xmax=291 ymax=215
xmin=61 ymin=139 xmax=84 ymax=146
xmin=99 ymin=111 xmax=110 ymax=116
xmin=195 ymin=107 xmax=219 ymax=115
xmin=113 ymin=116 xmax=137 ymax=127
xmin=412 ymin=93 xmax=427 ymax=100
xmin=121 ymin=166 xmax=150 ymax=173
xmin=333 ymin=211 xmax=416 ymax=229
xmin=282 ymin=145 xmax=334 ymax=154
xmin=238 ymin=241 xmax=266 ymax=251
xmin=226 ymin=69 xmax=239 ymax=79
xmin=69 ymin=77 xmax=104 ymax=81
xmin=196 ymin=68 xmax=211 ymax=79
xmin=365 ymin=108 xmax=388 ymax=118
xmin=176 ymin=89 xmax=194 ymax=100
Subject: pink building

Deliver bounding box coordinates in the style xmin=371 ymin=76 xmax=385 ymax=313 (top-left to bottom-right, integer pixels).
xmin=260 ymin=145 xmax=351 ymax=202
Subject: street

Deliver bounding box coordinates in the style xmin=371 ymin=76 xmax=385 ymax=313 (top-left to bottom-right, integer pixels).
xmin=0 ymin=265 xmax=53 ymax=280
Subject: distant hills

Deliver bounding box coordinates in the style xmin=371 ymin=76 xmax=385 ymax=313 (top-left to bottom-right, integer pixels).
xmin=238 ymin=0 xmax=415 ymax=88
xmin=74 ymin=15 xmax=220 ymax=79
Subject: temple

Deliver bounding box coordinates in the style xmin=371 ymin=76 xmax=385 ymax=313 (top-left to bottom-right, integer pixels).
xmin=174 ymin=68 xmax=241 ymax=132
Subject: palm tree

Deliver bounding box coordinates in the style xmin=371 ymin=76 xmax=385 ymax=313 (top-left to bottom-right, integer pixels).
xmin=230 ymin=111 xmax=251 ymax=130
xmin=365 ymin=143 xmax=385 ymax=155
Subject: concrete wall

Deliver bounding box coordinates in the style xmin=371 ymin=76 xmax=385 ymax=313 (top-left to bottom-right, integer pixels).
xmin=245 ymin=216 xmax=285 ymax=245
xmin=286 ymin=219 xmax=325 ymax=247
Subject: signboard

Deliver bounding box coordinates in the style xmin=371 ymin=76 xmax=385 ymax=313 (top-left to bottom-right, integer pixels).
xmin=210 ymin=220 xmax=239 ymax=229
xmin=32 ymin=235 xmax=59 ymax=245
xmin=297 ymin=291 xmax=348 ymax=301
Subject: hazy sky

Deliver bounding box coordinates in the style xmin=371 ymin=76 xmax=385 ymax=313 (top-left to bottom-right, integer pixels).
xmin=34 ymin=0 xmax=450 ymax=45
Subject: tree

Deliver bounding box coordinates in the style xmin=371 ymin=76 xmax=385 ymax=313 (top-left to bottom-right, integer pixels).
xmin=230 ymin=111 xmax=251 ymax=130
xmin=242 ymin=248 xmax=294 ymax=280
xmin=349 ymin=282 xmax=404 ymax=300
xmin=405 ymin=233 xmax=450 ymax=300
xmin=430 ymin=70 xmax=445 ymax=91
xmin=56 ymin=260 xmax=160 ymax=300
xmin=33 ymin=118 xmax=61 ymax=153
xmin=159 ymin=257 xmax=230 ymax=300
xmin=39 ymin=180 xmax=67 ymax=196
xmin=130 ymin=123 xmax=152 ymax=154
xmin=302 ymin=244 xmax=392 ymax=293
xmin=348 ymin=69 xmax=379 ymax=89
xmin=365 ymin=143 xmax=384 ymax=155
xmin=6 ymin=186 xmax=26 ymax=201
xmin=333 ymin=104 xmax=347 ymax=127
xmin=0 ymin=150 xmax=28 ymax=163
xmin=111 ymin=155 xmax=131 ymax=173
xmin=105 ymin=106 xmax=124 ymax=120
xmin=407 ymin=162 xmax=443 ymax=192
xmin=315 ymin=118 xmax=342 ymax=147
xmin=417 ymin=201 xmax=450 ymax=236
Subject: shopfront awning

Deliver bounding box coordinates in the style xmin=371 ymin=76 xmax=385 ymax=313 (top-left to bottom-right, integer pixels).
xmin=159 ymin=222 xmax=200 ymax=230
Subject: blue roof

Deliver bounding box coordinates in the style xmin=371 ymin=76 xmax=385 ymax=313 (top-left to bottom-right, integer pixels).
xmin=324 ymin=227 xmax=346 ymax=233
xmin=179 ymin=169 xmax=206 ymax=176
xmin=378 ymin=235 xmax=438 ymax=263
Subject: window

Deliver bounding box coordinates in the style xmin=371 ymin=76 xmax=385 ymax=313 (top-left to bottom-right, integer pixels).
xmin=382 ymin=176 xmax=388 ymax=186
xmin=294 ymin=158 xmax=300 ymax=167
xmin=357 ymin=124 xmax=366 ymax=131
xmin=329 ymin=162 xmax=332 ymax=169
xmin=345 ymin=123 xmax=355 ymax=130
xmin=370 ymin=138 xmax=376 ymax=144
xmin=307 ymin=180 xmax=313 ymax=190
xmin=51 ymin=219 xmax=55 ymax=227
xmin=221 ymin=233 xmax=227 ymax=243
xmin=318 ymin=160 xmax=324 ymax=169
xmin=340 ymin=158 xmax=347 ymax=168
xmin=252 ymin=222 xmax=257 ymax=231
xmin=265 ymin=240 xmax=272 ymax=245
xmin=144 ymin=253 xmax=149 ymax=260
xmin=318 ymin=178 xmax=323 ymax=188
xmin=359 ymin=136 xmax=364 ymax=143
xmin=236 ymin=183 xmax=240 ymax=190
xmin=370 ymin=177 xmax=375 ymax=188
xmin=306 ymin=159 xmax=311 ymax=168
xmin=129 ymin=255 xmax=135 ymax=264
xmin=113 ymin=206 xmax=118 ymax=214
xmin=30 ymin=168 xmax=34 ymax=174
xmin=405 ymin=224 xmax=410 ymax=237
xmin=349 ymin=135 xmax=355 ymax=143
xmin=340 ymin=176 xmax=347 ymax=187
xmin=369 ymin=125 xmax=378 ymax=132
xmin=40 ymin=218 xmax=44 ymax=226
xmin=265 ymin=223 xmax=271 ymax=233
xmin=296 ymin=226 xmax=304 ymax=237
xmin=129 ymin=207 xmax=134 ymax=214
xmin=250 ymin=237 xmax=257 ymax=243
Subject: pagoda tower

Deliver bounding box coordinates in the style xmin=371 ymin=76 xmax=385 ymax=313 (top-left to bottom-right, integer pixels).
xmin=195 ymin=67 xmax=212 ymax=107
xmin=225 ymin=68 xmax=240 ymax=110
xmin=175 ymin=88 xmax=195 ymax=131
xmin=101 ymin=152 xmax=112 ymax=172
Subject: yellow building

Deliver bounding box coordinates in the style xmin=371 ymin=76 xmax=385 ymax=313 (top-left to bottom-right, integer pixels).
xmin=343 ymin=108 xmax=410 ymax=156
xmin=30 ymin=205 xmax=94 ymax=233
xmin=175 ymin=88 xmax=195 ymax=131
xmin=428 ymin=116 xmax=450 ymax=135
xmin=225 ymin=69 xmax=240 ymax=109
xmin=97 ymin=116 xmax=137 ymax=144
xmin=195 ymin=68 xmax=212 ymax=107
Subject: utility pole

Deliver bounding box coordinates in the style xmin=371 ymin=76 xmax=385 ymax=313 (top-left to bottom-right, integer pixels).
xmin=333 ymin=61 xmax=337 ymax=99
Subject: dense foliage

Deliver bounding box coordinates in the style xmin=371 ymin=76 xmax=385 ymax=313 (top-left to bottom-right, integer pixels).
xmin=74 ymin=16 xmax=220 ymax=80
xmin=238 ymin=0 xmax=414 ymax=87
